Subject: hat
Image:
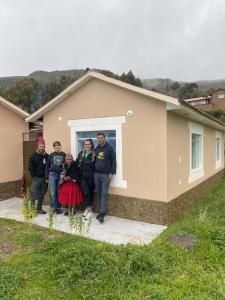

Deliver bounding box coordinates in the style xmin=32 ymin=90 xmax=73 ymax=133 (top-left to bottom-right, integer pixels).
xmin=37 ymin=137 xmax=45 ymax=146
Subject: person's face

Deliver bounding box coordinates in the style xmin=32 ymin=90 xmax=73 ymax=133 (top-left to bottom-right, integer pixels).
xmin=84 ymin=141 xmax=92 ymax=152
xmin=37 ymin=144 xmax=45 ymax=153
xmin=97 ymin=135 xmax=105 ymax=146
xmin=54 ymin=144 xmax=61 ymax=152
xmin=65 ymin=158 xmax=73 ymax=166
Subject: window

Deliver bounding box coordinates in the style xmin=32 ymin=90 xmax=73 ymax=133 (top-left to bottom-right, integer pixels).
xmin=77 ymin=130 xmax=116 ymax=153
xmin=215 ymin=131 xmax=222 ymax=169
xmin=218 ymin=94 xmax=224 ymax=99
xmin=188 ymin=122 xmax=204 ymax=183
xmin=68 ymin=116 xmax=127 ymax=188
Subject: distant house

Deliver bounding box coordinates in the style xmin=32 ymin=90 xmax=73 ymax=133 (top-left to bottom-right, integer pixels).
xmin=0 ymin=96 xmax=29 ymax=199
xmin=185 ymin=89 xmax=225 ymax=112
xmin=26 ymin=71 xmax=225 ymax=225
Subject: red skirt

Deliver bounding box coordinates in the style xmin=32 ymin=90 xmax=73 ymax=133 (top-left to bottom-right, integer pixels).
xmin=59 ymin=181 xmax=83 ymax=206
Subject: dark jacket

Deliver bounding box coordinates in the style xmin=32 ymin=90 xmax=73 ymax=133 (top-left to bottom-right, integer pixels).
xmin=45 ymin=151 xmax=66 ymax=179
xmin=62 ymin=161 xmax=80 ymax=182
xmin=29 ymin=151 xmax=49 ymax=178
xmin=94 ymin=142 xmax=116 ymax=174
xmin=77 ymin=151 xmax=95 ymax=179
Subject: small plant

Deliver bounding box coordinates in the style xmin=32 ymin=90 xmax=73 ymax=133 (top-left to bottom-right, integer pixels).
xmin=22 ymin=190 xmax=37 ymax=223
xmin=67 ymin=210 xmax=92 ymax=236
xmin=47 ymin=208 xmax=56 ymax=231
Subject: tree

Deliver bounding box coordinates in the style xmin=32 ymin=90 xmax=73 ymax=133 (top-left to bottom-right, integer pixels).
xmin=170 ymin=82 xmax=180 ymax=91
xmin=178 ymin=82 xmax=199 ymax=99
xmin=3 ymin=78 xmax=40 ymax=112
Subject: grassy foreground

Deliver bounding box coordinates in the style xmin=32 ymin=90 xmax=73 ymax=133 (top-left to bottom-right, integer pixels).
xmin=1 ymin=179 xmax=225 ymax=300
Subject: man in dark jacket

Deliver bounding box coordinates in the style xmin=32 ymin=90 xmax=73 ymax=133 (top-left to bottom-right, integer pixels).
xmin=29 ymin=138 xmax=49 ymax=214
xmin=94 ymin=133 xmax=116 ymax=223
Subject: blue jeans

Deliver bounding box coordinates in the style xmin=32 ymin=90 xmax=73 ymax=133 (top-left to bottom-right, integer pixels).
xmin=48 ymin=171 xmax=61 ymax=210
xmin=94 ymin=172 xmax=110 ymax=215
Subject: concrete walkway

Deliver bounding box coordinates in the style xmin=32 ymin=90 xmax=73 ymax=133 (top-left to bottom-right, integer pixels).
xmin=0 ymin=198 xmax=166 ymax=245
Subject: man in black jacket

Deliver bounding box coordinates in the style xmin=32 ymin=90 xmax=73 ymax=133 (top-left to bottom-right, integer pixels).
xmin=29 ymin=138 xmax=49 ymax=214
xmin=94 ymin=133 xmax=116 ymax=223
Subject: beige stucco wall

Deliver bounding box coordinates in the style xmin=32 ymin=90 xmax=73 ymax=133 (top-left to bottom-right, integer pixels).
xmin=167 ymin=112 xmax=224 ymax=201
xmin=44 ymin=78 xmax=168 ymax=201
xmin=0 ymin=105 xmax=28 ymax=183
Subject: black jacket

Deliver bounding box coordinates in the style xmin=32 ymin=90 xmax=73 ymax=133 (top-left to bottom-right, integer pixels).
xmin=29 ymin=151 xmax=49 ymax=178
xmin=63 ymin=161 xmax=80 ymax=182
xmin=95 ymin=142 xmax=116 ymax=174
xmin=77 ymin=151 xmax=95 ymax=179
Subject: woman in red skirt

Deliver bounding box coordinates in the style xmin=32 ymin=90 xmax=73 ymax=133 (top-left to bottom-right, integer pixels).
xmin=59 ymin=153 xmax=83 ymax=215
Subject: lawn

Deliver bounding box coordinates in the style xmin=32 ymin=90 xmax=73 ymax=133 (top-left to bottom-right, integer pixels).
xmin=1 ymin=179 xmax=225 ymax=300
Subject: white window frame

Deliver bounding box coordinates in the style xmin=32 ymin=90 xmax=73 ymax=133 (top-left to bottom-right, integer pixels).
xmin=215 ymin=131 xmax=222 ymax=170
xmin=68 ymin=116 xmax=127 ymax=188
xmin=188 ymin=122 xmax=204 ymax=183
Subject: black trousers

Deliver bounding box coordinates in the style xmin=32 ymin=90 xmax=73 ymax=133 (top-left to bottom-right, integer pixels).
xmin=30 ymin=177 xmax=48 ymax=210
xmin=80 ymin=177 xmax=94 ymax=207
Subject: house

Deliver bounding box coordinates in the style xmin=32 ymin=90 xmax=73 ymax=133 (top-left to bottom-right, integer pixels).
xmin=26 ymin=71 xmax=225 ymax=225
xmin=185 ymin=89 xmax=225 ymax=112
xmin=0 ymin=96 xmax=29 ymax=199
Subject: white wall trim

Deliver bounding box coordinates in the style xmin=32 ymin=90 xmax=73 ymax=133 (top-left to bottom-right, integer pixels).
xmin=68 ymin=116 xmax=126 ymax=127
xmin=68 ymin=116 xmax=127 ymax=188
xmin=188 ymin=121 xmax=204 ymax=183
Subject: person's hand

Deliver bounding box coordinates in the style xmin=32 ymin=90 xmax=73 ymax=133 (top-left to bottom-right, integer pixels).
xmin=46 ymin=179 xmax=48 ymax=183
xmin=109 ymin=173 xmax=113 ymax=181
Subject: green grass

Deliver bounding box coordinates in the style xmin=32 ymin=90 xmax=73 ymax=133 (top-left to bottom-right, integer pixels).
xmin=1 ymin=178 xmax=225 ymax=300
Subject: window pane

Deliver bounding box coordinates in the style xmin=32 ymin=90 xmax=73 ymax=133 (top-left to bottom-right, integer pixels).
xmin=192 ymin=133 xmax=201 ymax=170
xmin=216 ymin=137 xmax=221 ymax=162
xmin=77 ymin=130 xmax=116 ymax=153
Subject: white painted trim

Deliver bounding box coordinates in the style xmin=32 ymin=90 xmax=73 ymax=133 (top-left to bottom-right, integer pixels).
xmin=215 ymin=131 xmax=222 ymax=170
xmin=68 ymin=116 xmax=127 ymax=188
xmin=188 ymin=122 xmax=204 ymax=183
xmin=68 ymin=116 xmax=126 ymax=127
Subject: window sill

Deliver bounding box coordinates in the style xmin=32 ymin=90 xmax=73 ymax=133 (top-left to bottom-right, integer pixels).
xmin=215 ymin=161 xmax=222 ymax=170
xmin=110 ymin=176 xmax=127 ymax=188
xmin=188 ymin=169 xmax=204 ymax=183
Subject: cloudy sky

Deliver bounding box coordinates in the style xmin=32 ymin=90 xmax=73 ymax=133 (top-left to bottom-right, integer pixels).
xmin=0 ymin=0 xmax=225 ymax=81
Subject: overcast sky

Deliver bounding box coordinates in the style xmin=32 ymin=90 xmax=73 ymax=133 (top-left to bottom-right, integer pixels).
xmin=0 ymin=0 xmax=225 ymax=81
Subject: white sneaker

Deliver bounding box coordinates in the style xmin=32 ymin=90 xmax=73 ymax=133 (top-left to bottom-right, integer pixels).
xmin=85 ymin=211 xmax=93 ymax=220
xmin=82 ymin=208 xmax=88 ymax=217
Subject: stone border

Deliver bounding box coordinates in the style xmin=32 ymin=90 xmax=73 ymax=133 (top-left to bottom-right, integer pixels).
xmin=98 ymin=169 xmax=224 ymax=225
xmin=0 ymin=180 xmax=21 ymax=200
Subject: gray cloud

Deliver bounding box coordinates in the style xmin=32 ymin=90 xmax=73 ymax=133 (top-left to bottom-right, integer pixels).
xmin=0 ymin=0 xmax=225 ymax=80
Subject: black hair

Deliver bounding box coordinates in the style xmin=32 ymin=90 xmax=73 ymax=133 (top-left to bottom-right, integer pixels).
xmin=97 ymin=132 xmax=105 ymax=138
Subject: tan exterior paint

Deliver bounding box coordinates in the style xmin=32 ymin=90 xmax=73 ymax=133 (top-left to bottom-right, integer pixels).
xmin=167 ymin=112 xmax=224 ymax=201
xmin=44 ymin=78 xmax=168 ymax=201
xmin=0 ymin=104 xmax=28 ymax=183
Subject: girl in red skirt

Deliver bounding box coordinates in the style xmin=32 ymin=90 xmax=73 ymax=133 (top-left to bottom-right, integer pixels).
xmin=59 ymin=153 xmax=83 ymax=215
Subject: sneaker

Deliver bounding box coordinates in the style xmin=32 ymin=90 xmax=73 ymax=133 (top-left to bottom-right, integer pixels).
xmin=64 ymin=211 xmax=69 ymax=216
xmin=56 ymin=209 xmax=62 ymax=215
xmin=82 ymin=208 xmax=88 ymax=217
xmin=37 ymin=209 xmax=46 ymax=214
xmin=98 ymin=213 xmax=104 ymax=223
xmin=85 ymin=211 xmax=93 ymax=220
xmin=96 ymin=213 xmax=101 ymax=220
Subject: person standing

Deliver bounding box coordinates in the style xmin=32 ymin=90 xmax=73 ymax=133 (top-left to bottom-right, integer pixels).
xmin=94 ymin=133 xmax=116 ymax=223
xmin=29 ymin=138 xmax=49 ymax=214
xmin=59 ymin=153 xmax=83 ymax=215
xmin=77 ymin=139 xmax=95 ymax=220
xmin=46 ymin=141 xmax=66 ymax=214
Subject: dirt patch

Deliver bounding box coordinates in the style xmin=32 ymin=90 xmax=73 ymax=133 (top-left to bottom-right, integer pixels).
xmin=167 ymin=233 xmax=196 ymax=249
xmin=0 ymin=241 xmax=17 ymax=260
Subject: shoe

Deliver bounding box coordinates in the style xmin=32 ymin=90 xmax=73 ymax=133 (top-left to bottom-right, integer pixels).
xmin=98 ymin=213 xmax=104 ymax=223
xmin=64 ymin=211 xmax=69 ymax=216
xmin=56 ymin=209 xmax=62 ymax=214
xmin=85 ymin=211 xmax=93 ymax=220
xmin=96 ymin=213 xmax=101 ymax=220
xmin=37 ymin=209 xmax=46 ymax=214
xmin=82 ymin=208 xmax=88 ymax=217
